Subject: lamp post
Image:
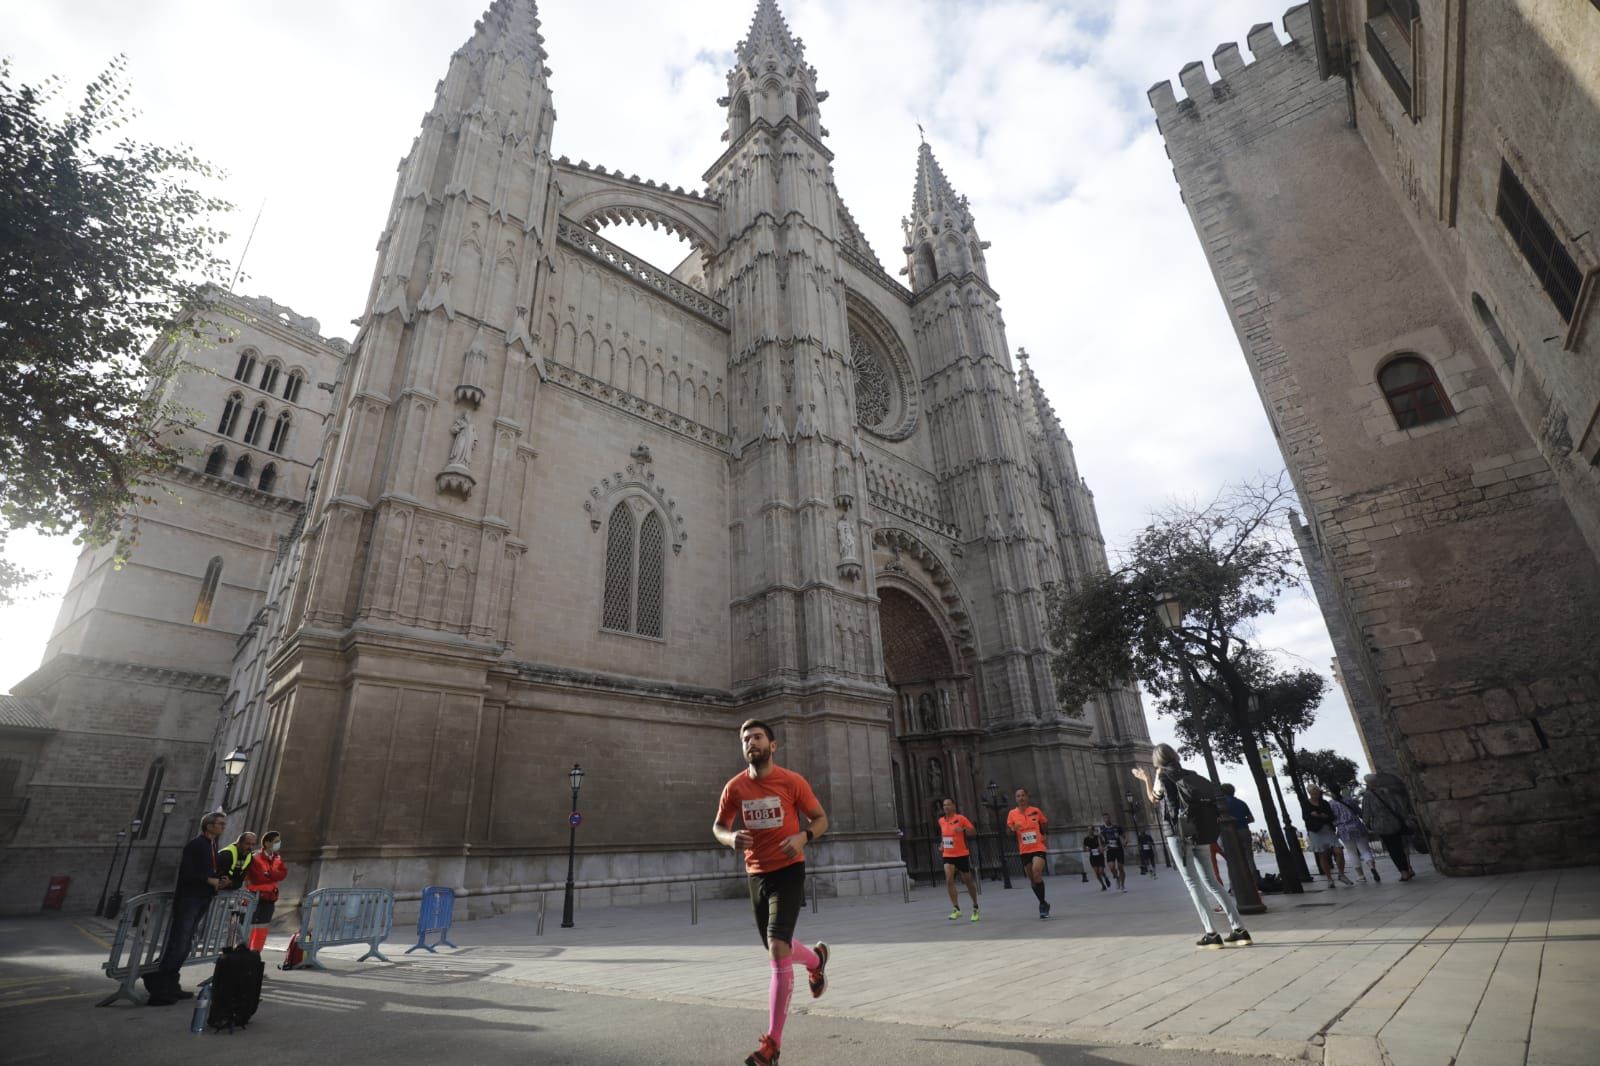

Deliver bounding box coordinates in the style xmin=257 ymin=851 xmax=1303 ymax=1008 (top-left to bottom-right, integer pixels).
xmin=560 ymin=763 xmax=585 ymax=929
xmin=106 ymin=816 xmax=143 ymax=919
xmin=96 ymin=829 xmax=129 ymax=917
xmin=980 ymin=781 xmax=1012 ymax=889
xmin=220 ymin=747 xmax=249 ymax=811
xmin=141 ymin=792 xmax=180 ymax=895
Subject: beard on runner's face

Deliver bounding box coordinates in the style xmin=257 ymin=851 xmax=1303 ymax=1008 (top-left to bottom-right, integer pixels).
xmin=743 ymin=735 xmax=772 ymax=765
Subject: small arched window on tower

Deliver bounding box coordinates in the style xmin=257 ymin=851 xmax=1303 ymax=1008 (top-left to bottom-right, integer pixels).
xmin=218 ymin=392 xmax=243 ymax=436
xmin=1379 ymin=354 xmax=1453 ymax=429
xmin=242 ymin=403 xmax=267 ymax=445
xmin=914 ymin=244 xmax=938 ymax=289
xmin=730 ymin=92 xmax=751 ymax=140
xmin=233 ymin=454 xmax=253 ymax=482
xmin=260 ymin=361 xmax=281 ymax=395
xmin=234 ymin=349 xmax=257 ymax=385
xmin=268 ymin=412 xmax=291 ymax=454
xmin=204 ymin=444 xmax=227 ymax=476
xmin=193 ymin=556 xmax=223 ymax=624
xmin=258 ymin=463 xmax=277 ymax=494
xmin=283 ymin=371 xmax=304 ymax=404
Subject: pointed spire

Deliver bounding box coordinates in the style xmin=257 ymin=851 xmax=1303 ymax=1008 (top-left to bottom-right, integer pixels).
xmin=464 ymin=0 xmax=548 ymax=71
xmin=737 ymin=0 xmax=804 ymax=65
xmin=911 ymin=140 xmax=966 ymax=221
xmin=1016 ymin=349 xmax=1048 ymax=439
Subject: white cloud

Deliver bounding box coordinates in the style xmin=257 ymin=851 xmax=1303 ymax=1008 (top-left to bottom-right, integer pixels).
xmin=1 ymin=0 xmax=1370 ymax=797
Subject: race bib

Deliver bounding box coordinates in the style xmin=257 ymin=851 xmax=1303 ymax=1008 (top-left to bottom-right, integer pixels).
xmin=742 ymin=796 xmax=785 ymax=830
xmin=1089 ymin=846 xmax=1100 ymax=856
xmin=942 ymin=836 xmax=956 ymax=851
xmin=1020 ymin=831 xmax=1039 ymax=846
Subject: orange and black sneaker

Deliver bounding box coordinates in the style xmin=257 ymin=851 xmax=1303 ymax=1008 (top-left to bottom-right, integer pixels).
xmin=744 ymin=1033 xmax=780 ymax=1065
xmin=808 ymin=942 xmax=830 ymax=999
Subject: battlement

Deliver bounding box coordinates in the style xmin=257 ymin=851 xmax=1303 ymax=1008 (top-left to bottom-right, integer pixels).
xmin=1147 ymin=4 xmax=1318 ymax=123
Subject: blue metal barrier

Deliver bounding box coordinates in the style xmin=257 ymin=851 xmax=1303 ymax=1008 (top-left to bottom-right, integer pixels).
xmin=404 ymin=885 xmax=458 ymax=954
xmin=297 ymin=887 xmax=393 ymax=970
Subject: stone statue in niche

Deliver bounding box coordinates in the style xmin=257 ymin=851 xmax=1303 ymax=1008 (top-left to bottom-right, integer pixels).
xmin=837 ymin=515 xmax=857 ymax=561
xmin=448 ymin=412 xmax=477 ymax=469
xmin=928 ymin=757 xmax=943 ymax=797
xmin=918 ymin=692 xmax=937 ymax=733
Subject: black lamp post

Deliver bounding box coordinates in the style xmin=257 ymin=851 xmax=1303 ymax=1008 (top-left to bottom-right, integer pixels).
xmin=105 ymin=815 xmax=143 ymax=919
xmin=141 ymin=792 xmax=180 ymax=895
xmin=220 ymin=748 xmax=249 ymax=811
xmin=96 ymin=829 xmax=129 ymax=917
xmin=560 ymin=763 xmax=585 ymax=929
xmin=980 ymin=780 xmax=1012 ymax=890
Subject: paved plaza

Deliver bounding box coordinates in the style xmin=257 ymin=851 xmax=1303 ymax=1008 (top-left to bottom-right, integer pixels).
xmin=2 ymin=859 xmax=1595 ymax=1065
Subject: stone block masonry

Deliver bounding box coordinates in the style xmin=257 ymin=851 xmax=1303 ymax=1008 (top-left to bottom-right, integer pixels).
xmin=1151 ymin=4 xmax=1600 ymax=873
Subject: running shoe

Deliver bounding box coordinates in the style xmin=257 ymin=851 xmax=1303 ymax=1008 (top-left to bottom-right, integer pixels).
xmin=807 ymin=942 xmax=829 ymax=999
xmin=1372 ymin=867 xmax=1382 ymax=883
xmin=970 ymin=909 xmax=980 ymax=922
xmin=1038 ymin=900 xmax=1051 ymax=920
xmin=744 ymin=1034 xmax=780 ymax=1065
xmin=1225 ymin=928 xmax=1253 ymax=946
xmin=949 ymin=908 xmax=962 ymax=921
xmin=1197 ymin=932 xmax=1224 ymax=949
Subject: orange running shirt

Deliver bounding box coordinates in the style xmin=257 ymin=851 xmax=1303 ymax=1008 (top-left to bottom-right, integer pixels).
xmin=716 ymin=765 xmax=822 ymax=874
xmin=1006 ymin=806 xmax=1048 ymax=854
xmin=939 ymin=814 xmax=975 ymax=858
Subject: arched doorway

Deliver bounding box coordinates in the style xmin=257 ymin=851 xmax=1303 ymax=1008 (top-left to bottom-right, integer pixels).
xmin=879 ymin=585 xmax=981 ymax=881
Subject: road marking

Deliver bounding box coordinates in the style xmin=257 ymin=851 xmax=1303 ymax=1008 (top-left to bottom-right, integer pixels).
xmin=72 ymin=923 xmax=112 ymax=950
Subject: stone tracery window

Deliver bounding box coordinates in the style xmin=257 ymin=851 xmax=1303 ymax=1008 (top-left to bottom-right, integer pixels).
xmin=850 ymin=326 xmax=892 ymax=428
xmin=601 ymin=500 xmax=666 ymax=638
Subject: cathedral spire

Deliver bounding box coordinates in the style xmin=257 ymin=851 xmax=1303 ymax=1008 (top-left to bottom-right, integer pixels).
xmin=1016 ymin=348 xmax=1051 ymax=439
xmin=720 ymin=0 xmax=827 ymax=144
xmin=902 ymin=139 xmax=990 ymax=293
xmin=736 ymin=0 xmax=803 ymax=66
xmin=463 ymin=0 xmax=548 ymax=69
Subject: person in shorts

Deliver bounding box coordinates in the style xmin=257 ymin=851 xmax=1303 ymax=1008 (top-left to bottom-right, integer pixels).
xmin=937 ymin=798 xmax=980 ymax=921
xmin=1099 ymin=814 xmax=1128 ymax=891
xmin=1137 ymin=828 xmax=1158 ymax=877
xmin=1082 ymin=826 xmax=1109 ymax=889
xmin=1006 ymin=788 xmax=1051 ymax=918
xmin=714 ymin=719 xmax=831 ymax=1066
xmin=1302 ymin=785 xmax=1345 ymax=887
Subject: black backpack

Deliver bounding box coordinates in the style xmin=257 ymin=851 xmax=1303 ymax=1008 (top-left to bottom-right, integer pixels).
xmin=207 ymin=945 xmax=264 ymax=1032
xmin=1172 ymin=770 xmax=1222 ymax=846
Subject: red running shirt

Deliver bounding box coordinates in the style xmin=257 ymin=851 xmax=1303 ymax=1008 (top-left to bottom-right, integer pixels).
xmin=1006 ymin=806 xmax=1049 ymax=854
xmin=716 ymin=765 xmax=822 ymax=874
xmin=939 ymin=814 xmax=975 ymax=858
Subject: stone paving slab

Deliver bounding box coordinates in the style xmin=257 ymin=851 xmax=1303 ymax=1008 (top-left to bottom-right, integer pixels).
xmin=285 ymin=861 xmax=1600 ymax=1064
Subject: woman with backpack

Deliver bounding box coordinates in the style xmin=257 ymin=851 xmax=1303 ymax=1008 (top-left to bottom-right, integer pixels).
xmin=1360 ymin=774 xmax=1417 ymax=881
xmin=1132 ymin=744 xmax=1251 ymax=949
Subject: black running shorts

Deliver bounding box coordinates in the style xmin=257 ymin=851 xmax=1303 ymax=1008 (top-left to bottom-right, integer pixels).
xmin=1018 ymin=851 xmax=1046 ymax=873
xmin=749 ymin=860 xmax=806 ymax=948
xmin=1088 ymin=853 xmax=1105 ymax=868
xmin=943 ymin=854 xmax=972 ymax=874
xmin=1105 ymin=847 xmax=1124 ymax=864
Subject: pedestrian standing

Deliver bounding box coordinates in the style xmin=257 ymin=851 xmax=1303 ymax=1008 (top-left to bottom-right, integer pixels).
xmin=1005 ymin=789 xmax=1052 ymax=919
xmin=1131 ymin=744 xmax=1250 ymax=949
xmin=244 ymin=830 xmax=288 ymax=949
xmin=144 ymin=811 xmax=227 ymax=1005
xmin=713 ymin=720 xmax=831 ymax=1066
xmin=218 ymin=831 xmax=258 ymax=889
xmin=1329 ymin=791 xmax=1377 ymax=883
xmin=1218 ymin=784 xmax=1259 ymax=891
xmin=937 ymin=798 xmax=980 ymax=922
xmin=1302 ymin=786 xmax=1347 ymax=886
xmin=1360 ymin=773 xmax=1417 ymax=882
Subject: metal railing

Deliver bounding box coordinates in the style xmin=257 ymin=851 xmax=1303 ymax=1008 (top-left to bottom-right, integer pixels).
xmin=297 ymin=887 xmax=394 ymax=970
xmin=99 ymin=889 xmax=256 ymax=1007
xmin=405 ymin=885 xmax=458 ymax=955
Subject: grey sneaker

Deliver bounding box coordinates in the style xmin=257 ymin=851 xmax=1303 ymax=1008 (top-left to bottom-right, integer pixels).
xmin=1197 ymin=932 xmax=1224 ymax=949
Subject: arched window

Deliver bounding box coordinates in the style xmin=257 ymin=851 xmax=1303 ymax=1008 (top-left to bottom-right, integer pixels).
xmin=914 ymin=244 xmax=938 ymax=288
xmin=602 ymin=503 xmax=635 ymax=632
xmin=193 ymin=556 xmax=223 ymax=624
xmin=1472 ymin=294 xmax=1516 ymax=368
xmin=731 ymin=92 xmax=751 ymax=139
xmin=242 ymin=402 xmax=267 ymax=445
xmin=259 ymin=362 xmax=281 ymax=395
xmin=218 ymin=392 xmax=243 ymax=436
xmin=234 ymin=350 xmax=257 ymax=384
xmin=133 ymin=758 xmax=166 ymax=839
xmin=204 ymin=445 xmax=227 ymax=476
xmin=258 ymin=463 xmax=277 ymax=494
xmin=283 ymin=371 xmax=304 ymax=403
xmin=637 ymin=511 xmax=665 ymax=638
xmin=267 ymin=412 xmax=291 ymax=454
xmin=1379 ymin=355 xmax=1453 ymax=429
xmin=233 ymin=454 xmax=252 ymax=481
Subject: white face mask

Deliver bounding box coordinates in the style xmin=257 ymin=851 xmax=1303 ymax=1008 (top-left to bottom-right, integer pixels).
xmin=268 ymin=842 xmax=281 ymax=853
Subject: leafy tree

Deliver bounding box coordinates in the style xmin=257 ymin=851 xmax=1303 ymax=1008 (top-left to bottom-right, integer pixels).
xmin=1295 ymin=748 xmax=1360 ymax=798
xmin=0 ymin=57 xmax=231 ymax=604
xmin=1046 ymin=475 xmax=1311 ymax=888
xmin=1250 ymin=659 xmax=1328 ymax=812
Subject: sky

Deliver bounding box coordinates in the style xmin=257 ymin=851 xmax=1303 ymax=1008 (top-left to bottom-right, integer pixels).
xmin=0 ymin=0 xmax=1366 ymax=819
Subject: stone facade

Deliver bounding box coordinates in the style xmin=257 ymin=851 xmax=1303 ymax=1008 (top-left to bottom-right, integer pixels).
xmin=1151 ymin=3 xmax=1600 ymax=873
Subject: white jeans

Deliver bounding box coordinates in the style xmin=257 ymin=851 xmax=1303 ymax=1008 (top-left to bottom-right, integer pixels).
xmin=1344 ymin=833 xmax=1374 ymax=867
xmin=1168 ymin=836 xmax=1243 ymax=935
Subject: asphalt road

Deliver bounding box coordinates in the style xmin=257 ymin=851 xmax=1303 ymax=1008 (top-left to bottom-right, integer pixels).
xmin=0 ymin=914 xmax=1286 ymax=1066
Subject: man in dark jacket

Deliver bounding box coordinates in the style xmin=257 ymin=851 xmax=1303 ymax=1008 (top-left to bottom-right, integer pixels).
xmin=144 ymin=811 xmax=227 ymax=1005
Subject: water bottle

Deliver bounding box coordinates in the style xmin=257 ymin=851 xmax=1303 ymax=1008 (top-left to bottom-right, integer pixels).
xmin=190 ymin=979 xmax=212 ymax=1034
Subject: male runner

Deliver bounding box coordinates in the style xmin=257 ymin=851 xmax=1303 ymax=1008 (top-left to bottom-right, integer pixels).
xmin=937 ymin=798 xmax=980 ymax=921
xmin=714 ymin=720 xmax=831 ymax=1066
xmin=1137 ymin=827 xmax=1158 ymax=878
xmin=1100 ymin=814 xmax=1128 ymax=891
xmin=1005 ymin=788 xmax=1051 ymax=918
xmin=1082 ymin=825 xmax=1109 ymax=889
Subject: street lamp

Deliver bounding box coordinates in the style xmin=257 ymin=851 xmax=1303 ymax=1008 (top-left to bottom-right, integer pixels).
xmin=106 ymin=816 xmax=143 ymax=919
xmin=96 ymin=829 xmax=129 ymax=916
xmin=1155 ymin=589 xmax=1185 ymax=631
xmin=221 ymin=747 xmax=249 ymax=810
xmin=560 ymin=763 xmax=585 ymax=929
xmin=141 ymin=792 xmax=180 ymax=895
xmin=980 ymin=781 xmax=1012 ymax=890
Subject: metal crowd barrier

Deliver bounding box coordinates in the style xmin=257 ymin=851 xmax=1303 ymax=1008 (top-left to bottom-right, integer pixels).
xmin=298 ymin=886 xmax=394 ymax=970
xmin=99 ymin=889 xmax=257 ymax=1007
xmin=405 ymin=885 xmax=459 ymax=954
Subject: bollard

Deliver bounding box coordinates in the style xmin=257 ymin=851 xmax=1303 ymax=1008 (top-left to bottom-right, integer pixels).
xmin=690 ymin=882 xmax=698 ymax=926
xmin=537 ymin=891 xmax=547 ymax=936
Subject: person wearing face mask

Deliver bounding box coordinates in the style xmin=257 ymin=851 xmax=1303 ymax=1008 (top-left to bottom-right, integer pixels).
xmin=244 ymin=831 xmax=288 ymax=952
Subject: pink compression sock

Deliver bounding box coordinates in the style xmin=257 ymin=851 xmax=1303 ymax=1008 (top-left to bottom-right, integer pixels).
xmin=768 ymin=958 xmax=795 ymax=1046
xmin=788 ymin=940 xmax=820 ymax=971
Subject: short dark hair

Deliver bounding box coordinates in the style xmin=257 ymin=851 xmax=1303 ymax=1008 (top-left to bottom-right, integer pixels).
xmin=1221 ymin=783 xmax=1235 ymax=796
xmin=739 ymin=719 xmax=776 ymax=742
